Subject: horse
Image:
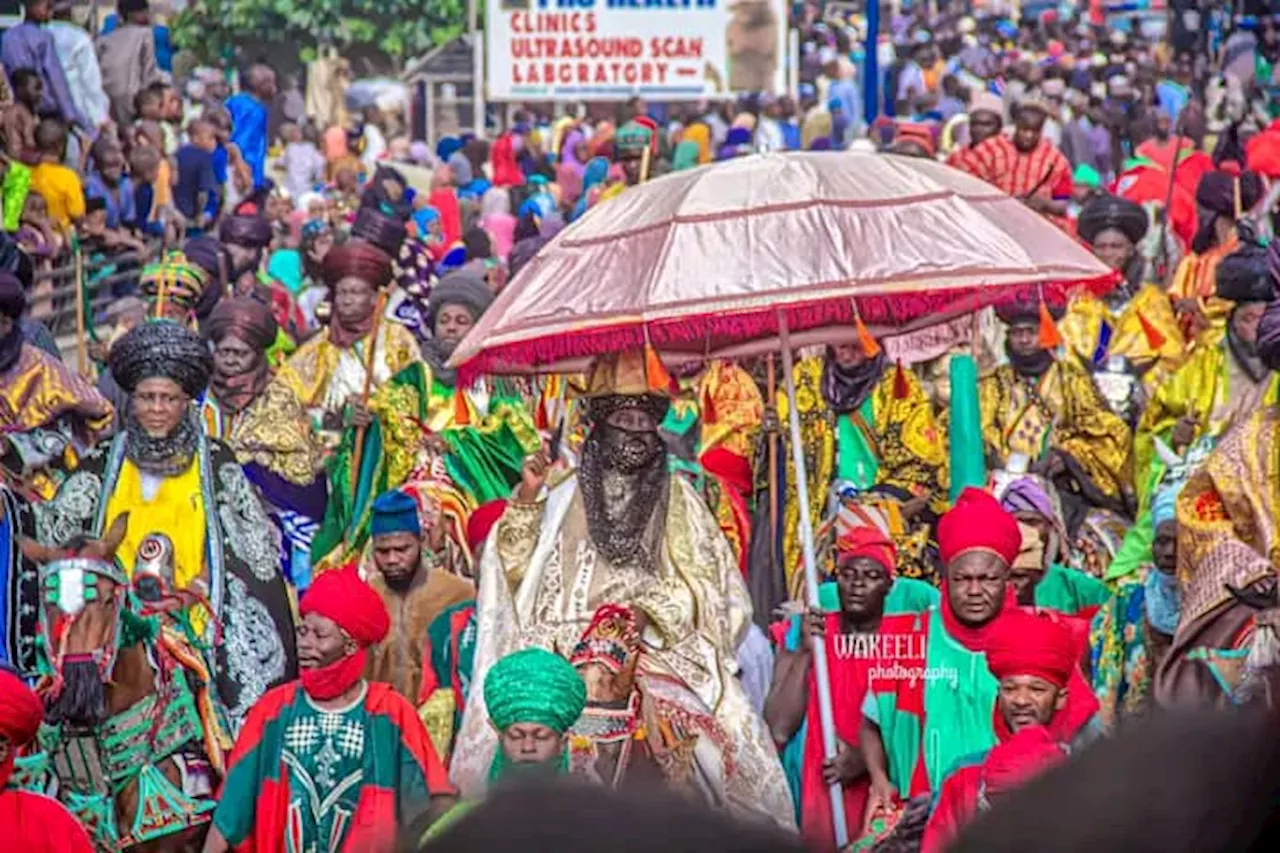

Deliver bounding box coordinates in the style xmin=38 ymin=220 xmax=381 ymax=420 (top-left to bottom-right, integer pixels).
xmin=566 ymin=604 xmax=726 ymax=802
xmin=18 ymin=512 xmax=226 ymax=853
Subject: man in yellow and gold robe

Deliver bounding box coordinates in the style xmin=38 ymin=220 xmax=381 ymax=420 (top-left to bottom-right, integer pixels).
xmin=0 ymin=277 xmax=112 ymax=499
xmin=761 ymin=342 xmax=947 ymax=593
xmin=1060 ymin=194 xmax=1186 ymax=395
xmin=451 ymin=349 xmax=793 ymax=826
xmin=1168 ymin=170 xmax=1264 ymax=348
xmin=1154 ymin=301 xmax=1280 ymax=708
xmin=980 ymin=297 xmax=1132 ymax=536
xmin=1136 ymin=242 xmax=1278 ymax=512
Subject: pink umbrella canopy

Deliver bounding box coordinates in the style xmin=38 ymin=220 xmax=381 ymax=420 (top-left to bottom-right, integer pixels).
xmin=452 ymin=151 xmax=1117 ymax=377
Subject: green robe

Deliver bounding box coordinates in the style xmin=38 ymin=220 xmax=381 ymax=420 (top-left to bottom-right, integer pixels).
xmin=1033 ymin=564 xmax=1112 ymax=615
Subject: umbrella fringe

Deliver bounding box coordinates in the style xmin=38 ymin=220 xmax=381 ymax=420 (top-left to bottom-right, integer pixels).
xmin=456 ymin=274 xmax=1117 ymax=382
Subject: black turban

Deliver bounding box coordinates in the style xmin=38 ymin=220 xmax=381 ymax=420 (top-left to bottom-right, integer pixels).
xmin=0 ymin=273 xmax=26 ymax=319
xmin=1196 ymin=170 xmax=1265 ymax=218
xmin=994 ymin=292 xmax=1066 ymax=326
xmin=1077 ymin=195 xmax=1149 ymax=245
xmin=427 ymin=268 xmax=494 ymax=329
xmin=204 ymin=296 xmax=279 ymax=351
xmin=359 ymin=166 xmax=414 ymax=223
xmin=219 ymin=214 xmax=274 ymax=249
xmin=183 ymin=236 xmax=228 ymax=320
xmin=1258 ymin=299 xmax=1280 ymax=372
xmin=109 ymin=320 xmax=213 ymax=399
xmin=321 ymin=240 xmax=394 ymax=289
xmin=586 ymin=393 xmax=671 ymax=426
xmin=350 ymin=207 xmax=408 ymax=258
xmin=1216 ymin=242 xmax=1275 ymax=304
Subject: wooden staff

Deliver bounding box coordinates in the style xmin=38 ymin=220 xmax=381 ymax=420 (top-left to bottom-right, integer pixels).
xmin=767 ymin=353 xmax=778 ymax=567
xmin=639 ymin=141 xmax=653 ymax=184
xmin=73 ymin=242 xmax=89 ymax=377
xmin=349 ymin=291 xmax=389 ymax=496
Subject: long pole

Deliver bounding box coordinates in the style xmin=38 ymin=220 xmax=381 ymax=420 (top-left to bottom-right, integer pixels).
xmin=778 ymin=310 xmax=849 ymax=848
xmin=766 ymin=354 xmax=778 ymax=569
xmin=788 ymin=28 xmax=800 ymax=105
xmin=349 ymin=291 xmax=388 ymax=497
xmin=863 ymin=0 xmax=881 ymax=129
xmin=470 ymin=0 xmax=485 ymax=138
xmin=73 ymin=242 xmax=88 ymax=377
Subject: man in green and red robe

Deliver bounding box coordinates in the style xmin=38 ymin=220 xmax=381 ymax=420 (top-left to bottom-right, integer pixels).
xmin=203 ymin=566 xmax=455 ymax=853
xmin=920 ymin=608 xmax=1101 ymax=852
xmin=859 ymin=488 xmax=1022 ymax=819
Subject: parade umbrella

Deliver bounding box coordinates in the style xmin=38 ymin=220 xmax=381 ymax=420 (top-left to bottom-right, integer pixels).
xmin=450 ymin=151 xmax=1117 ymax=846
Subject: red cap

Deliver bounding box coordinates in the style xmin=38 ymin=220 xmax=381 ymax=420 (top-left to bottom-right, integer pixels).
xmin=938 ymin=487 xmax=1022 ymax=566
xmin=985 ymin=609 xmax=1077 ymax=688
xmin=467 ymin=500 xmax=507 ymax=554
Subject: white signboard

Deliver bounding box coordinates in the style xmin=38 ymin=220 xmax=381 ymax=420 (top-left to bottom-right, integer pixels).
xmin=486 ymin=0 xmax=788 ymax=102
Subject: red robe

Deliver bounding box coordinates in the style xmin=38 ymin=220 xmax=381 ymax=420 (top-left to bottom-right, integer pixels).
xmin=0 ymin=788 xmax=95 ymax=853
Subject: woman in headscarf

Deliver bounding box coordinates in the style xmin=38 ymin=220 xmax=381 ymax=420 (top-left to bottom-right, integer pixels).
xmin=457 ymin=137 xmax=493 ymax=200
xmin=681 ymin=121 xmax=713 ymax=164
xmin=556 ymin=126 xmax=588 ymax=204
xmin=1090 ymin=479 xmax=1183 ymax=730
xmin=570 ymin=156 xmax=610 ymax=222
xmin=37 ymin=320 xmax=298 ymax=729
xmin=507 ymin=210 xmax=564 ymax=280
xmin=479 ymin=187 xmax=517 ymax=261
xmin=201 ymin=297 xmax=326 ymax=590
xmin=490 ymin=133 xmax=525 ymax=188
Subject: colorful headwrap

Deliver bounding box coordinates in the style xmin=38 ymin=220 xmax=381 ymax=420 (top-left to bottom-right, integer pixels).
xmin=985 ymin=608 xmax=1077 ymax=687
xmin=835 ymin=524 xmax=897 ymax=574
xmin=981 ymin=724 xmax=1067 ymax=795
xmin=1215 ymin=242 xmax=1275 ymax=304
xmin=300 ymin=566 xmax=390 ymax=647
xmin=1077 ymin=194 xmax=1148 ymax=245
xmin=109 ymin=320 xmax=213 ymax=398
xmin=938 ymin=487 xmax=1022 ymax=566
xmin=203 ymin=296 xmax=278 ymax=351
xmin=140 ymin=252 xmax=211 ymax=319
xmin=467 ymin=499 xmax=507 ymax=554
xmin=320 ymin=240 xmax=394 ymax=289
xmin=484 ymin=647 xmax=587 ymax=734
xmin=1151 ymin=482 xmax=1182 ymax=528
xmin=370 ymin=489 xmax=422 ymax=538
xmin=0 ymin=667 xmax=43 ymax=748
xmin=1257 ymin=298 xmax=1280 ymax=372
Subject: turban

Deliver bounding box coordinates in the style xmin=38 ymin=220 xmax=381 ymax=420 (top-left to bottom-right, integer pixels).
xmin=1077 ymin=194 xmax=1149 ymax=245
xmin=370 ymin=490 xmax=422 ymax=538
xmin=0 ymin=272 xmax=26 ymax=319
xmin=219 ymin=213 xmax=274 ymax=249
xmin=938 ymin=487 xmax=1022 ymax=567
xmin=982 ymin=724 xmax=1067 ymax=795
xmin=0 ymin=667 xmax=43 ymax=748
xmin=321 ymin=240 xmax=395 ymax=289
xmin=300 ymin=566 xmax=390 ymax=647
xmin=427 ymin=268 xmax=494 ymax=329
xmin=351 ymin=205 xmax=409 ymax=258
xmin=1152 ymin=482 xmax=1182 ymax=528
xmin=985 ymin=608 xmax=1077 ymax=687
xmin=835 ymin=524 xmax=897 ymax=574
xmin=969 ymin=91 xmax=1004 ymax=118
xmin=109 ymin=320 xmax=213 ymax=398
xmin=202 ymin=296 xmax=278 ymax=351
xmin=1196 ymin=170 xmax=1264 ymax=218
xmin=1215 ymin=242 xmax=1275 ymax=304
xmin=183 ymin=236 xmax=228 ymax=320
xmin=1257 ymin=298 xmax=1280 ymax=371
xmin=140 ymin=253 xmax=211 ymax=317
xmin=467 ymin=499 xmax=507 ymax=553
xmin=484 ymin=647 xmax=586 ymax=734
xmin=994 ymin=292 xmax=1065 ymax=326
xmin=725 ymin=126 xmax=753 ymax=148
xmin=894 ymin=122 xmax=937 ymax=157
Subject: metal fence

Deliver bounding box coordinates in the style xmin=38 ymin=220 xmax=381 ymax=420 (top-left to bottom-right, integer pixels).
xmin=30 ymin=243 xmax=164 ymax=338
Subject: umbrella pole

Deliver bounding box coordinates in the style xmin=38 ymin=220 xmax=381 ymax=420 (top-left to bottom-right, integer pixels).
xmin=767 ymin=354 xmax=778 ymax=568
xmin=778 ymin=311 xmax=849 ymax=848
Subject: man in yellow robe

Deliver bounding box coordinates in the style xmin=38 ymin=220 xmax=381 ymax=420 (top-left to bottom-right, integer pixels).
xmin=1155 ymin=301 xmax=1280 ymax=708
xmin=451 ymin=349 xmax=793 ymax=825
xmin=980 ymin=297 xmax=1132 ymax=536
xmin=0 ymin=276 xmax=112 ymax=499
xmin=1168 ymin=170 xmax=1264 ymax=348
xmin=276 ymin=239 xmax=421 ymax=438
xmin=1060 ymin=194 xmax=1186 ymax=401
xmin=1136 ymin=241 xmax=1278 ymax=511
xmin=763 ymin=341 xmax=947 ymax=594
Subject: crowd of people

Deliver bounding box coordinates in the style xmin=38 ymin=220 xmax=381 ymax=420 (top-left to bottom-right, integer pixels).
xmin=4 ymin=1 xmax=1280 ymax=852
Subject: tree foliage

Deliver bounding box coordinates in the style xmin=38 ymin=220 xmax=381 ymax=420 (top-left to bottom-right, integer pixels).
xmin=172 ymin=0 xmax=466 ymax=68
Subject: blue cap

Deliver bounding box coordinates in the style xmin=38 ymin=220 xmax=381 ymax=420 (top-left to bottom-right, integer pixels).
xmin=370 ymin=490 xmax=421 ymax=538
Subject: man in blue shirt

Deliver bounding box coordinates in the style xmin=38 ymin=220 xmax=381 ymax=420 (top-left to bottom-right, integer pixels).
xmin=226 ymin=63 xmax=276 ymax=191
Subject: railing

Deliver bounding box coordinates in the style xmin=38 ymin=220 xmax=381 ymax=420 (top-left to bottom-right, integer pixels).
xmin=29 ymin=242 xmax=165 ymax=338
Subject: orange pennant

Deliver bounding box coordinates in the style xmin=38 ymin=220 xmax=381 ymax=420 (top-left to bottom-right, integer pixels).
xmin=1038 ymin=299 xmax=1063 ymax=350
xmin=453 ymin=387 xmax=471 ymax=426
xmin=1137 ymin=310 xmax=1167 ymax=352
xmin=701 ymin=381 xmax=718 ymax=423
xmin=643 ymin=344 xmax=678 ymax=396
xmin=893 ymin=360 xmax=910 ymax=400
xmin=854 ymin=309 xmax=882 ymax=358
